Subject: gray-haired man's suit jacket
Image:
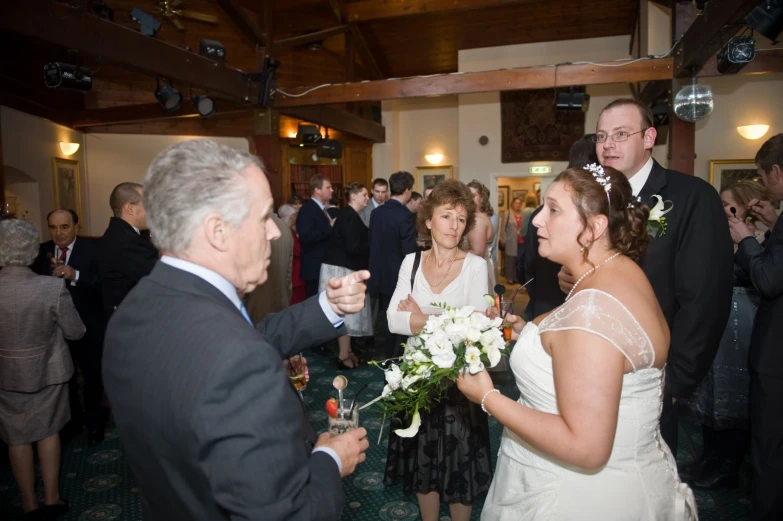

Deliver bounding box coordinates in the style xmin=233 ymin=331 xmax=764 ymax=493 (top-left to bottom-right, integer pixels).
xmin=103 ymin=261 xmax=346 ymax=521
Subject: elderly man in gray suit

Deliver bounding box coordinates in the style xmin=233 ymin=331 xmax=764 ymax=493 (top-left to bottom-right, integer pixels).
xmin=103 ymin=140 xmax=370 ymax=521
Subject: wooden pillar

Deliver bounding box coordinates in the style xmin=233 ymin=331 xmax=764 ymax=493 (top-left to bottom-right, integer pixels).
xmin=668 ymin=1 xmax=696 ymax=175
xmin=0 ymin=112 xmax=5 ymax=215
xmin=253 ymin=108 xmax=284 ymax=208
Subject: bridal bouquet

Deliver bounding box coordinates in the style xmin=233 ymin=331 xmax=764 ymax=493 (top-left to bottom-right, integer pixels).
xmin=367 ymin=303 xmax=508 ymax=437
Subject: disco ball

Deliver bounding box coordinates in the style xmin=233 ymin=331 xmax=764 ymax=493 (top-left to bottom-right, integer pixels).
xmin=673 ymin=80 xmax=714 ymax=123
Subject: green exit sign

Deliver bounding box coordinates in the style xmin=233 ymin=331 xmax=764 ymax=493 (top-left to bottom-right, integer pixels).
xmin=529 ymin=166 xmax=552 ymax=174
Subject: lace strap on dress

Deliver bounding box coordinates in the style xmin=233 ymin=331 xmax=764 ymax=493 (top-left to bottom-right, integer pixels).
xmin=537 ymin=289 xmax=655 ymax=371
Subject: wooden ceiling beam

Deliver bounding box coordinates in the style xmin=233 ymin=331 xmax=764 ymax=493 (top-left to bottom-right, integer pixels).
xmin=345 ymin=0 xmax=535 ymax=22
xmin=71 ymin=102 xmax=249 ymax=129
xmin=273 ymin=25 xmax=350 ymax=52
xmin=0 ymin=0 xmax=253 ymax=103
xmin=0 ymin=91 xmax=75 ymax=128
xmin=671 ymin=0 xmax=759 ymax=77
xmin=216 ymin=0 xmax=268 ymax=47
xmin=72 ymin=102 xmax=385 ymax=142
xmin=280 ymin=105 xmax=385 ymax=142
xmin=698 ymin=48 xmax=783 ymax=77
xmin=274 ymin=57 xmax=674 ymax=107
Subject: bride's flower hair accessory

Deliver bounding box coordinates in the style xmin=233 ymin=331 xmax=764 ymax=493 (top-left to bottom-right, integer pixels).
xmin=627 ymin=196 xmax=642 ymax=209
xmin=584 ymin=163 xmax=611 ymax=206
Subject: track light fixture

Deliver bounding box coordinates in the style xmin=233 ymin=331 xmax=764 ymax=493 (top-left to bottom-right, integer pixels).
xmin=154 ymin=79 xmax=182 ymax=112
xmin=746 ymin=0 xmax=783 ymax=43
xmin=191 ymin=95 xmax=215 ymax=117
xmin=717 ymin=35 xmax=757 ymax=74
xmin=555 ymin=87 xmax=590 ymax=112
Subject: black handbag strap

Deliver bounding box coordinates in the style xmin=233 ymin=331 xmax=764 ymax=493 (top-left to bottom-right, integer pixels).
xmin=410 ymin=250 xmax=422 ymax=290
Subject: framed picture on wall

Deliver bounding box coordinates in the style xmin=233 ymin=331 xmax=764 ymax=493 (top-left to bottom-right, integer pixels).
xmin=415 ymin=165 xmax=454 ymax=193
xmin=52 ymin=157 xmax=82 ymax=218
xmin=708 ymin=159 xmax=758 ymax=192
xmin=498 ymin=185 xmax=509 ymax=212
xmin=512 ymin=189 xmax=528 ymax=202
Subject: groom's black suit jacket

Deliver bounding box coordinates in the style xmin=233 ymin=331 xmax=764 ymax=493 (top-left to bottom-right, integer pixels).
xmin=638 ymin=160 xmax=734 ymax=398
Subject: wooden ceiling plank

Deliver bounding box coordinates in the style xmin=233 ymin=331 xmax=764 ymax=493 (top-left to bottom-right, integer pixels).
xmin=274 ymin=57 xmax=674 ymax=107
xmin=0 ymin=0 xmax=253 ymax=103
xmin=350 ymin=25 xmax=385 ymax=79
xmin=216 ymin=0 xmax=268 ymax=47
xmin=273 ymin=25 xmax=350 ymax=52
xmin=345 ymin=0 xmax=537 ymax=22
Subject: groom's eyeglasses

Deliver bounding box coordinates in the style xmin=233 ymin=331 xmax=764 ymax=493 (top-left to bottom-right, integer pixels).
xmin=593 ymin=129 xmax=649 ymax=143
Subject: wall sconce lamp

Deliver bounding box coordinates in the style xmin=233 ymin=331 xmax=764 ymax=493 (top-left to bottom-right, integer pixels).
xmin=736 ymin=124 xmax=770 ymax=140
xmin=425 ymin=153 xmax=443 ymax=165
xmin=59 ymin=142 xmax=80 ymax=156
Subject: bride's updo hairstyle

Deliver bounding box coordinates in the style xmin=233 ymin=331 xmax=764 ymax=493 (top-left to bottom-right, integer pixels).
xmin=554 ymin=165 xmax=650 ymax=262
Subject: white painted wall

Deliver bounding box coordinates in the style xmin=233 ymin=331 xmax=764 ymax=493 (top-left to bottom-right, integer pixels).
xmin=1 ymin=107 xmax=86 ymax=235
xmin=84 ymin=134 xmax=249 ymax=235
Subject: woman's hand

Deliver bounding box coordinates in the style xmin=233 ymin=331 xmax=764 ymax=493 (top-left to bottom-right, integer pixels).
xmin=456 ymin=370 xmax=496 ymax=404
xmin=397 ymin=294 xmax=423 ymax=314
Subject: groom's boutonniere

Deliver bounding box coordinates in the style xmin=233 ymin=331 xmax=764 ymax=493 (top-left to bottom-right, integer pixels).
xmin=647 ymin=195 xmax=673 ymax=239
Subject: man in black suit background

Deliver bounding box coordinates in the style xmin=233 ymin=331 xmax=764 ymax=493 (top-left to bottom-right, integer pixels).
xmin=522 ymin=135 xmax=598 ymax=318
xmin=32 ymin=209 xmax=107 ymax=445
xmin=728 ymin=133 xmax=783 ymax=521
xmin=103 ymin=139 xmax=369 ymax=520
xmin=98 ymin=182 xmax=158 ymax=319
xmin=296 ymin=174 xmax=334 ymax=299
xmin=558 ymin=99 xmax=734 ymax=457
xmin=368 ymin=171 xmax=417 ymax=358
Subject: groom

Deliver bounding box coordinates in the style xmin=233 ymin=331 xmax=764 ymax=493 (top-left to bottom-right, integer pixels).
xmin=559 ymin=99 xmax=734 ymax=457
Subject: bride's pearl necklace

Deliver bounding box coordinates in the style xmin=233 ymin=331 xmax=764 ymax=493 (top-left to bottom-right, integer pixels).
xmin=565 ymin=251 xmax=622 ymax=301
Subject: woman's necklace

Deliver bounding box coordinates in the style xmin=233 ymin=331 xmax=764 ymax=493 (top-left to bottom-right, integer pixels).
xmin=424 ymin=249 xmax=460 ymax=288
xmin=565 ymin=251 xmax=622 ymax=301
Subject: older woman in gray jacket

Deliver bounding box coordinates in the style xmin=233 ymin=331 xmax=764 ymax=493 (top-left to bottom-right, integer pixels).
xmin=0 ymin=219 xmax=84 ymax=520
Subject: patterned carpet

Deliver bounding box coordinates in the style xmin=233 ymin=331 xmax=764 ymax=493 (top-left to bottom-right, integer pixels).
xmin=0 ymin=342 xmax=752 ymax=521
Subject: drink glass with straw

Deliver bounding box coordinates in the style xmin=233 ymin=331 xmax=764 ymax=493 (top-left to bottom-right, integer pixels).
xmin=501 ymin=278 xmax=535 ymax=341
xmin=287 ymin=353 xmax=307 ymax=398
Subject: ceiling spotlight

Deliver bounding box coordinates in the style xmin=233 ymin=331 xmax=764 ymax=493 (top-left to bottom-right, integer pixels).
xmin=191 ymin=95 xmax=214 ymax=117
xmin=44 ymin=63 xmax=93 ymax=91
xmin=555 ymin=87 xmax=590 ymax=112
xmin=130 ymin=7 xmax=161 ymax=37
xmin=746 ymin=0 xmax=783 ymax=43
xmin=199 ymin=39 xmax=226 ymax=62
xmin=154 ymin=80 xmax=182 ymax=112
xmin=673 ymin=78 xmax=714 ymax=123
xmin=717 ymin=36 xmax=757 ymax=74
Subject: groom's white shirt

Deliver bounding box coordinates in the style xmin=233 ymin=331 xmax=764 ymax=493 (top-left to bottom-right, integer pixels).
xmin=628 ymin=157 xmax=654 ymax=197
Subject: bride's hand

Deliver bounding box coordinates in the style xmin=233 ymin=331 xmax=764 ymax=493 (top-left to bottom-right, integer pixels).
xmin=397 ymin=295 xmax=423 ymax=314
xmin=505 ymin=313 xmax=527 ymax=339
xmin=456 ymin=370 xmax=495 ymax=404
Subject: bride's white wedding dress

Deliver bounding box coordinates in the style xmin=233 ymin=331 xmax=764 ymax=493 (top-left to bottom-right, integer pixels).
xmin=482 ymin=289 xmax=698 ymax=521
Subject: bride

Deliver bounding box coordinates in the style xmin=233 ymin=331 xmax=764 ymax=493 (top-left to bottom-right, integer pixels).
xmin=456 ymin=165 xmax=697 ymax=520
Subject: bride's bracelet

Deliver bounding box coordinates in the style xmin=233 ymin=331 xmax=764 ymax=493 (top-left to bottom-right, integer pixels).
xmin=481 ymin=389 xmax=501 ymax=415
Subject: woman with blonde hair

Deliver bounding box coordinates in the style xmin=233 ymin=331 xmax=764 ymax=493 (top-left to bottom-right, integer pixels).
xmin=466 ymin=180 xmax=497 ymax=290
